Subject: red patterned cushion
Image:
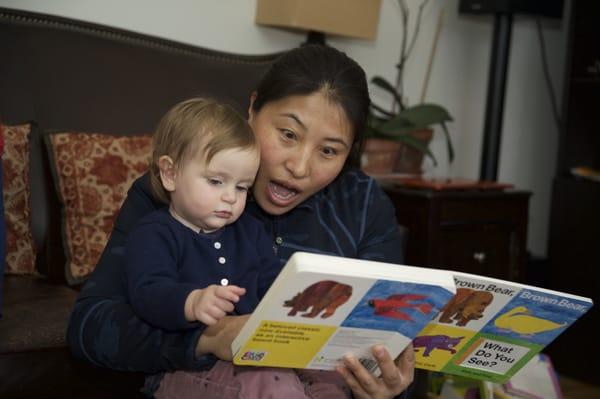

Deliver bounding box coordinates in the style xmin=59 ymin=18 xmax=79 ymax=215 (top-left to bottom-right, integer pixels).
xmin=47 ymin=132 xmax=152 ymax=284
xmin=2 ymin=123 xmax=36 ymax=274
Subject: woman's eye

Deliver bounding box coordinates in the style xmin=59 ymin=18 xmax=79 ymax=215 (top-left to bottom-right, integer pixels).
xmin=280 ymin=129 xmax=296 ymax=141
xmin=322 ymin=147 xmax=338 ymax=157
xmin=207 ymin=178 xmax=222 ymax=186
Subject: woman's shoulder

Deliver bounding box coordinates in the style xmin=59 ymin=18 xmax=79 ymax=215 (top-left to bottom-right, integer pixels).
xmin=128 ymin=172 xmax=163 ymax=208
xmin=321 ymin=168 xmax=387 ymax=204
xmin=332 ymin=167 xmax=373 ymax=186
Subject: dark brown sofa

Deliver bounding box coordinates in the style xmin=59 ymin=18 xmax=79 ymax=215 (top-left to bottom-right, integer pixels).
xmin=0 ymin=7 xmax=279 ymax=397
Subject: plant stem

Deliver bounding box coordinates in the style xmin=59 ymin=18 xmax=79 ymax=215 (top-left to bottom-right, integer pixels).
xmin=393 ymin=0 xmax=409 ymax=114
xmin=393 ymin=0 xmax=430 ymax=112
xmin=406 ymin=0 xmax=430 ymax=62
xmin=421 ymin=6 xmax=444 ymax=103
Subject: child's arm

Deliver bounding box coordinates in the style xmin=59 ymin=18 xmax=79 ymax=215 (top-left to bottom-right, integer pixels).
xmin=125 ymin=222 xmax=201 ymax=330
xmin=184 ymin=285 xmax=246 ymax=325
xmin=67 ymin=175 xmax=217 ymax=373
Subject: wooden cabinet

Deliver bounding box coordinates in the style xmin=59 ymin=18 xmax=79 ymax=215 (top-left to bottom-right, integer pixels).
xmin=546 ymin=1 xmax=600 ymax=385
xmin=381 ymin=185 xmax=530 ymax=397
xmin=382 ymin=186 xmax=530 ymax=282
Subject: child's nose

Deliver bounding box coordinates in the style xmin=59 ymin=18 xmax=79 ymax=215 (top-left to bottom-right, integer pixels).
xmin=222 ymin=187 xmax=237 ymax=204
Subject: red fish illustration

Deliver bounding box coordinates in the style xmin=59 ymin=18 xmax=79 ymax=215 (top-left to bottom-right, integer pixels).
xmin=368 ymin=294 xmax=433 ymax=321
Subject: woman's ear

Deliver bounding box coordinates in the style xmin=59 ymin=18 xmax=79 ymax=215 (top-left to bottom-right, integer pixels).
xmin=158 ymin=155 xmax=176 ymax=192
xmin=247 ymin=92 xmax=258 ymax=123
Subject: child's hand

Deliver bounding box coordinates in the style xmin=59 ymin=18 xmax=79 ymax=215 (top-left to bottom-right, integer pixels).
xmin=184 ymin=285 xmax=246 ymax=325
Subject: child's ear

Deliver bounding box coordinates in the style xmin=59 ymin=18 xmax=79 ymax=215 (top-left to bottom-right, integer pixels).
xmin=158 ymin=155 xmax=176 ymax=192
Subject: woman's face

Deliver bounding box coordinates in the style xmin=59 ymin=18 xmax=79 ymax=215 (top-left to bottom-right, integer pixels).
xmin=249 ymin=91 xmax=353 ymax=216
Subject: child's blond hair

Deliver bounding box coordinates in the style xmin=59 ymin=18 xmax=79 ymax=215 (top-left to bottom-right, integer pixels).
xmin=150 ymin=97 xmax=256 ymax=204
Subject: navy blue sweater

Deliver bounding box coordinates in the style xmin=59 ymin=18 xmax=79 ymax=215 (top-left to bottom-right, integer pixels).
xmin=67 ymin=169 xmax=405 ymax=373
xmin=125 ymin=208 xmax=281 ymax=331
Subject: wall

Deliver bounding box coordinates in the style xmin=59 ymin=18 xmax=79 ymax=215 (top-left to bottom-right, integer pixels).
xmin=0 ymin=0 xmax=570 ymax=257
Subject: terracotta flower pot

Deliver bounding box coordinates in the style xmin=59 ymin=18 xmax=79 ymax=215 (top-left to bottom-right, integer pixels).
xmin=394 ymin=128 xmax=434 ymax=174
xmin=360 ymin=138 xmax=402 ymax=175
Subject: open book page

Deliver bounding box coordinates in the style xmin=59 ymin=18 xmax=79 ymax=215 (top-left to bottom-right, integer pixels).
xmin=414 ymin=272 xmax=593 ymax=383
xmin=232 ymin=252 xmax=456 ymax=375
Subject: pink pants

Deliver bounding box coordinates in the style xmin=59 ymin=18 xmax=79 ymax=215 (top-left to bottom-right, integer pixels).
xmin=154 ymin=361 xmax=352 ymax=399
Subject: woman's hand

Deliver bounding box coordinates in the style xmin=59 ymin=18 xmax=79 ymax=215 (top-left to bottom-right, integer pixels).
xmin=196 ymin=314 xmax=250 ymax=361
xmin=336 ymin=343 xmax=415 ymax=399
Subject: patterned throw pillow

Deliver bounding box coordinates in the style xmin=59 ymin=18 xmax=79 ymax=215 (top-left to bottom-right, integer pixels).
xmin=47 ymin=132 xmax=152 ymax=284
xmin=2 ymin=123 xmax=36 ymax=274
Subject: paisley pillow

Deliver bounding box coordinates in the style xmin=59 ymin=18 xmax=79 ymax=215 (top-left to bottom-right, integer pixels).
xmin=1 ymin=123 xmax=36 ymax=275
xmin=46 ymin=131 xmax=152 ymax=284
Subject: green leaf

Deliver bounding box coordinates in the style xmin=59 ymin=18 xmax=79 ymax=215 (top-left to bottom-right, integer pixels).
xmin=370 ymin=102 xmax=395 ymax=119
xmin=371 ymin=76 xmax=404 ymax=110
xmin=379 ymin=103 xmax=453 ymax=134
xmin=364 ymin=100 xmax=454 ymax=167
xmin=440 ymin=122 xmax=454 ymax=163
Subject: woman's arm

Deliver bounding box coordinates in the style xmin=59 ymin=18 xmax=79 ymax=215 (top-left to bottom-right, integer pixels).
xmin=66 ymin=174 xmax=215 ymax=372
xmin=67 ymin=295 xmax=214 ymax=372
xmin=196 ymin=314 xmax=251 ymax=361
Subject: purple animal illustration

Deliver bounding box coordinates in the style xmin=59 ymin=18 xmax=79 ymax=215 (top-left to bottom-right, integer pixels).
xmin=284 ymin=280 xmax=352 ymax=318
xmin=413 ymin=334 xmax=465 ymax=357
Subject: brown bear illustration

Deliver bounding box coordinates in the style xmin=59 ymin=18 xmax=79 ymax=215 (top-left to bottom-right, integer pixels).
xmin=439 ymin=288 xmax=494 ymax=327
xmin=284 ymin=280 xmax=352 ymax=318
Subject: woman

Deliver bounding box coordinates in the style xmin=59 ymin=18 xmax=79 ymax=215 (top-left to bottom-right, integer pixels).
xmin=67 ymin=44 xmax=415 ymax=399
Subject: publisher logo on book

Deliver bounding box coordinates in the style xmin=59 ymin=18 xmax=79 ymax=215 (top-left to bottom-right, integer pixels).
xmin=241 ymin=350 xmax=266 ymax=362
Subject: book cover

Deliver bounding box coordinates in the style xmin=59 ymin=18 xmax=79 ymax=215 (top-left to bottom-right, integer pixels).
xmin=232 ymin=252 xmax=456 ymax=375
xmin=413 ymin=272 xmax=593 ymax=383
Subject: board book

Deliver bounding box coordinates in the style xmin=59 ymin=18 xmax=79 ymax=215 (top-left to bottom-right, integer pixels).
xmin=413 ymin=272 xmax=593 ymax=383
xmin=231 ymin=252 xmax=456 ymax=375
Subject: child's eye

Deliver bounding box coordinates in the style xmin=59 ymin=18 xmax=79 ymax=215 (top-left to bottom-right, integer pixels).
xmin=236 ymin=185 xmax=249 ymax=192
xmin=207 ymin=178 xmax=222 ymax=186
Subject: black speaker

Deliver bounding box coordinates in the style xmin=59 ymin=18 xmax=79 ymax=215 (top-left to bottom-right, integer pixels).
xmin=459 ymin=0 xmax=564 ymax=19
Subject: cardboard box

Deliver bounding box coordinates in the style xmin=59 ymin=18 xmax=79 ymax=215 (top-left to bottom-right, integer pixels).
xmin=255 ymin=0 xmax=382 ymax=40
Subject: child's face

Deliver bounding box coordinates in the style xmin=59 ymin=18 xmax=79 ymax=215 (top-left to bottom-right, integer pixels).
xmin=167 ymin=146 xmax=260 ymax=233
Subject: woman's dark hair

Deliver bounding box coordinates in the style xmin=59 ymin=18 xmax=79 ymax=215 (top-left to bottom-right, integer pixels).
xmin=252 ymin=44 xmax=370 ymax=168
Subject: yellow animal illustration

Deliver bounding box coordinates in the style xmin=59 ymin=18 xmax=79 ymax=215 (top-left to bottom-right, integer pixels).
xmin=494 ymin=306 xmax=566 ymax=335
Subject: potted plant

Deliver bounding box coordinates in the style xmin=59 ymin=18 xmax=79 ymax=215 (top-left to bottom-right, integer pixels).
xmin=361 ymin=0 xmax=454 ymax=175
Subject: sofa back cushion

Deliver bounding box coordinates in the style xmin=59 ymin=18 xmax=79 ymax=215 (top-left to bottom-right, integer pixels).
xmin=0 ymin=125 xmax=4 ymax=317
xmin=0 ymin=8 xmax=277 ymax=283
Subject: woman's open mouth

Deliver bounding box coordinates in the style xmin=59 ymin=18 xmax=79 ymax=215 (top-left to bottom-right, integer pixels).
xmin=267 ymin=181 xmax=299 ymax=207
